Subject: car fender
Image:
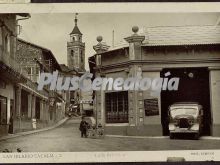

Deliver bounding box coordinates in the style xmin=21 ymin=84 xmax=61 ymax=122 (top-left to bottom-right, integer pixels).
xmin=169 ymin=123 xmax=175 ymax=131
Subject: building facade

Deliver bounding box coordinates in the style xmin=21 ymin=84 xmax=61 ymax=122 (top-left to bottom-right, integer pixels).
xmin=89 ymin=25 xmax=220 ymax=137
xmin=0 ymin=14 xmax=30 ymax=136
xmin=16 ymin=38 xmax=66 ymax=132
xmin=0 ymin=13 xmax=66 ymax=137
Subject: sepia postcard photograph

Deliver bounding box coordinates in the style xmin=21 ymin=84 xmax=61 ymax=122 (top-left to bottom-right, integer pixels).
xmin=0 ymin=3 xmax=220 ymax=163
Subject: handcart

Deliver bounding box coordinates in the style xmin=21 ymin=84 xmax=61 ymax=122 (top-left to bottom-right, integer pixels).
xmin=84 ymin=117 xmax=104 ymax=139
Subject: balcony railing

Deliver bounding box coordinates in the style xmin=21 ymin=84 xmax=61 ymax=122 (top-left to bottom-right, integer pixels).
xmin=23 ymin=78 xmax=49 ymax=98
xmin=0 ymin=48 xmax=29 ymax=78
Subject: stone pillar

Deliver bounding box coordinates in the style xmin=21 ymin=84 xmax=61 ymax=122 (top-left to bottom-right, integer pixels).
xmin=12 ymin=85 xmax=17 ymax=134
xmin=27 ymin=94 xmax=32 ymax=118
xmin=124 ymin=27 xmax=145 ymax=135
xmin=42 ymin=101 xmax=46 ymax=121
xmin=124 ymin=26 xmax=145 ymax=61
xmin=127 ymin=66 xmax=144 ymax=127
xmin=93 ymin=36 xmax=110 ymax=54
xmin=92 ymin=74 xmax=105 ymax=126
xmin=93 ymin=36 xmax=110 ymax=126
xmin=124 ymin=26 xmax=145 ymax=125
xmin=54 ymin=102 xmax=57 ymax=122
xmin=44 ymin=101 xmax=49 ymax=122
xmin=15 ymin=85 xmax=22 ymax=132
xmin=31 ymin=95 xmax=36 ymax=118
xmin=46 ymin=102 xmax=49 ymax=122
xmin=210 ymin=68 xmax=220 ymax=136
xmin=100 ymin=88 xmax=105 ymax=126
xmin=15 ymin=86 xmax=21 ymax=117
xmin=40 ymin=100 xmax=44 ymax=120
xmin=95 ymin=90 xmax=102 ymax=125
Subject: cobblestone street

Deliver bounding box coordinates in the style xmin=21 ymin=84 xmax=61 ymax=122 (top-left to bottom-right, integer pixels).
xmin=0 ymin=118 xmax=220 ymax=152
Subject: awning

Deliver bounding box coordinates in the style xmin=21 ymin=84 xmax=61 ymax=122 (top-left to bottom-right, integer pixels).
xmin=0 ymin=62 xmax=27 ymax=83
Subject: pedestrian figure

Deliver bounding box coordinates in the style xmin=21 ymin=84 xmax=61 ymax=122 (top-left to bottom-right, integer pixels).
xmin=79 ymin=116 xmax=89 ymax=138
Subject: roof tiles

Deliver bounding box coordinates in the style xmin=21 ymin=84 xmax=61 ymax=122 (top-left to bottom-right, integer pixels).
xmin=70 ymin=25 xmax=82 ymax=35
xmin=143 ymin=25 xmax=220 ymax=46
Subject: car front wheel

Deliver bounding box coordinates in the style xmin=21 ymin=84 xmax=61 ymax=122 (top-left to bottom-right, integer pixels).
xmin=170 ymin=133 xmax=174 ymax=139
xmin=194 ymin=133 xmax=199 ymax=140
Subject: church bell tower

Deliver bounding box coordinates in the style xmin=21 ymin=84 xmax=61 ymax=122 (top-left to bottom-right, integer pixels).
xmin=67 ymin=13 xmax=85 ymax=71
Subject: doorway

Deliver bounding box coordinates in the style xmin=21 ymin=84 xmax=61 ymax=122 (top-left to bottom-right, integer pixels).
xmin=160 ymin=67 xmax=211 ymax=136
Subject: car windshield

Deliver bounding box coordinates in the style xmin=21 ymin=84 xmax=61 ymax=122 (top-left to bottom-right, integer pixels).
xmin=170 ymin=107 xmax=198 ymax=118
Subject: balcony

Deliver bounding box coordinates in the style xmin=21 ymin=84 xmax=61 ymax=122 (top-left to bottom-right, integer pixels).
xmin=21 ymin=78 xmax=49 ymax=99
xmin=0 ymin=47 xmax=28 ymax=82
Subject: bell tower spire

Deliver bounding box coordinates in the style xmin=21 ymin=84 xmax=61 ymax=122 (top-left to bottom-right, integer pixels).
xmin=74 ymin=13 xmax=78 ymax=26
xmin=67 ymin=13 xmax=85 ymax=72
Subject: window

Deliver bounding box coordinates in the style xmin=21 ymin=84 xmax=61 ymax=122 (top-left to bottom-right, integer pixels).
xmin=0 ymin=96 xmax=7 ymax=125
xmin=26 ymin=67 xmax=33 ymax=80
xmin=35 ymin=67 xmax=40 ymax=82
xmin=170 ymin=108 xmax=198 ymax=118
xmin=0 ymin=79 xmax=6 ymax=89
xmin=25 ymin=66 xmax=40 ymax=82
xmin=80 ymin=50 xmax=83 ymax=63
xmin=26 ymin=67 xmax=31 ymax=75
xmin=105 ymin=91 xmax=128 ymax=123
xmin=71 ymin=50 xmax=74 ymax=57
xmin=35 ymin=67 xmax=40 ymax=74
xmin=75 ymin=52 xmax=79 ymax=68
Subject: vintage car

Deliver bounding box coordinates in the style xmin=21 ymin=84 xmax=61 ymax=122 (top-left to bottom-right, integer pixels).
xmin=168 ymin=102 xmax=203 ymax=139
xmin=66 ymin=105 xmax=79 ymax=117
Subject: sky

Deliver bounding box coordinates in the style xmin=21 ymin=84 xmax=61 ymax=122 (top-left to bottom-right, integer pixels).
xmin=18 ymin=13 xmax=220 ymax=70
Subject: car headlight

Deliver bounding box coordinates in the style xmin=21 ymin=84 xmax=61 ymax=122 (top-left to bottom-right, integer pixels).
xmin=169 ymin=124 xmax=175 ymax=131
xmin=191 ymin=124 xmax=199 ymax=131
xmin=173 ymin=119 xmax=178 ymax=125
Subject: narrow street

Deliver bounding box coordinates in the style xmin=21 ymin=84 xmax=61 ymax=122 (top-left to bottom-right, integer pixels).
xmin=0 ymin=118 xmax=220 ymax=152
